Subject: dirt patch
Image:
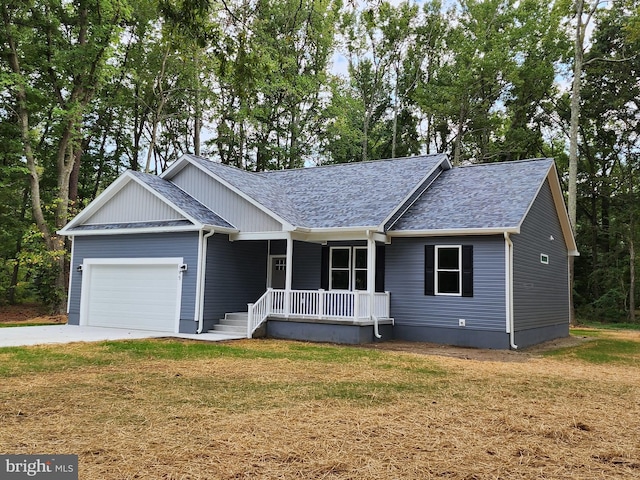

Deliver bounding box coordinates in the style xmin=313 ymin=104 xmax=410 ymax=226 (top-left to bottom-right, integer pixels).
xmin=0 ymin=304 xmax=67 ymax=325
xmin=358 ymin=332 xmax=593 ymax=362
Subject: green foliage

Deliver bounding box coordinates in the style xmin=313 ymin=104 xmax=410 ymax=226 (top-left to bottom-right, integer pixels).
xmin=18 ymin=228 xmax=67 ymax=311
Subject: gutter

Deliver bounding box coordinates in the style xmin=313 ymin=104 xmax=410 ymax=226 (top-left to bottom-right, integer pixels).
xmin=504 ymin=232 xmax=517 ymax=349
xmin=196 ymin=228 xmax=216 ymax=333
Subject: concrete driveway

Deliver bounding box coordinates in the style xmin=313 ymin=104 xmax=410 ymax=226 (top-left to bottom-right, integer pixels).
xmin=0 ymin=324 xmax=244 ymax=348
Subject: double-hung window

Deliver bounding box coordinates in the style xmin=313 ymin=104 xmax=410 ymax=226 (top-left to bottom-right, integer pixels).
xmin=435 ymin=246 xmax=462 ymax=295
xmin=330 ymin=246 xmax=368 ymax=290
xmin=425 ymin=244 xmax=473 ymax=297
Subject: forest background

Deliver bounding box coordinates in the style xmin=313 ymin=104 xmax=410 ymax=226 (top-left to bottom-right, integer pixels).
xmin=0 ymin=0 xmax=638 ymax=323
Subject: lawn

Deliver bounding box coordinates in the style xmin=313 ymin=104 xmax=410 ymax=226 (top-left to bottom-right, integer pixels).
xmin=0 ymin=331 xmax=638 ymax=479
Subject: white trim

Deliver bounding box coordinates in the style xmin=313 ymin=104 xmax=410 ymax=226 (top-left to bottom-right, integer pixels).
xmin=381 ymin=158 xmax=449 ymax=230
xmin=329 ymin=246 xmax=352 ymax=290
xmin=79 ymin=257 xmax=184 ymax=333
xmin=66 ymin=236 xmax=75 ymax=314
xmin=389 ymin=227 xmax=520 ymax=237
xmin=61 ymin=224 xmax=238 ymax=237
xmin=434 ymin=245 xmax=462 ymax=296
xmin=516 ymin=162 xmax=579 ymax=256
xmin=504 ymin=232 xmax=517 ymax=349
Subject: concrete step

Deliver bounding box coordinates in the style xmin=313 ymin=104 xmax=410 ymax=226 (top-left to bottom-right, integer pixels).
xmin=225 ymin=312 xmax=248 ymax=321
xmin=210 ymin=324 xmax=246 ymax=334
xmin=218 ymin=318 xmax=246 ymax=327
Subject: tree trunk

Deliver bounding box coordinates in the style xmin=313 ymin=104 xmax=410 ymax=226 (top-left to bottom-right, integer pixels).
xmin=568 ymin=0 xmax=586 ymax=326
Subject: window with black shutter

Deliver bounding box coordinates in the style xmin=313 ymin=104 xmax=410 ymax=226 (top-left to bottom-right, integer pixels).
xmin=425 ymin=244 xmax=473 ymax=297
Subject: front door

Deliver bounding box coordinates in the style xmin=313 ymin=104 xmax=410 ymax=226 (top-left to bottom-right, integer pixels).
xmin=269 ymin=256 xmax=287 ymax=289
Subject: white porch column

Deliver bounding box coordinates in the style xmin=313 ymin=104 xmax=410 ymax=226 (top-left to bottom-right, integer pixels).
xmin=285 ymin=233 xmax=293 ymax=316
xmin=367 ymin=234 xmax=376 ymax=318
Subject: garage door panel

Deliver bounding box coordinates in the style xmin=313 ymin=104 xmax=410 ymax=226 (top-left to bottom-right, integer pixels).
xmin=83 ymin=262 xmax=181 ymax=332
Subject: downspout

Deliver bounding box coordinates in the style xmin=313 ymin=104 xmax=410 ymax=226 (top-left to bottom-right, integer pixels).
xmin=367 ymin=231 xmax=381 ymax=339
xmin=504 ymin=232 xmax=517 ymax=349
xmin=196 ymin=229 xmax=216 ymax=333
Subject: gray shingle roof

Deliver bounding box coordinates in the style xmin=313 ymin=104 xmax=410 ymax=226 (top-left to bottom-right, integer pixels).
xmin=67 ymin=220 xmax=194 ymax=231
xmin=129 ymin=171 xmax=236 ymax=229
xmin=262 ymin=155 xmax=448 ymax=228
xmin=185 ymin=154 xmax=448 ymax=229
xmin=184 ymin=155 xmax=305 ymax=226
xmin=390 ymin=158 xmax=554 ymax=231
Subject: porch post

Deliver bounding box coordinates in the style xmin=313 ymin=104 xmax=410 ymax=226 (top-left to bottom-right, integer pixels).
xmin=285 ymin=232 xmax=293 ymax=316
xmin=367 ymin=234 xmax=376 ymax=319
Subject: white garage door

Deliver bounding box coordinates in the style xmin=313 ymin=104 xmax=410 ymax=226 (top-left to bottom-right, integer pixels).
xmin=81 ymin=259 xmax=182 ymax=332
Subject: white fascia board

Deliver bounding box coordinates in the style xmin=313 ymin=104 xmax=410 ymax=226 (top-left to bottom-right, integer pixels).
xmin=172 ymin=155 xmax=296 ymax=231
xmin=83 ymin=257 xmax=184 ymax=266
xmin=59 ymin=225 xmax=203 ymax=236
xmin=160 ymin=154 xmax=191 ymax=179
xmin=388 ymin=227 xmax=519 ymax=237
xmin=516 ymin=162 xmax=579 ymax=257
xmin=379 ymin=156 xmax=450 ymax=230
xmin=59 ymin=171 xmax=135 ymax=234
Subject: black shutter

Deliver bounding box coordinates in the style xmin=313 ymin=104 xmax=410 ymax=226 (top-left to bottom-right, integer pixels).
xmin=375 ymin=245 xmax=385 ymax=292
xmin=462 ymin=245 xmax=473 ymax=297
xmin=424 ymin=245 xmax=435 ymax=296
xmin=320 ymin=245 xmax=329 ymax=290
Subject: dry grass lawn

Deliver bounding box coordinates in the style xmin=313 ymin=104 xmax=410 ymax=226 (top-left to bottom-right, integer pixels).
xmin=0 ymin=329 xmax=638 ymax=479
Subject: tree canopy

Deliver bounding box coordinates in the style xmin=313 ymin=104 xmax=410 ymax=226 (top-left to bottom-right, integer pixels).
xmin=0 ymin=0 xmax=639 ymax=321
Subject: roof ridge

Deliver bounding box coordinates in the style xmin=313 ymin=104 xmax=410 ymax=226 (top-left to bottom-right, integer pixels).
xmin=261 ymin=153 xmax=448 ymax=175
xmin=456 ymin=158 xmax=553 ymax=169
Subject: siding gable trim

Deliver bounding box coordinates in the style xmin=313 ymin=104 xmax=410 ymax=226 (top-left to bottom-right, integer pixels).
xmin=163 ymin=155 xmax=294 ymax=232
xmin=515 ymin=163 xmax=578 ymax=257
xmin=60 ymin=172 xmax=240 ymax=237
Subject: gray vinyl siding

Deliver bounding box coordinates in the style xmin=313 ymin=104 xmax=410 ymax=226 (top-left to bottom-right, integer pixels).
xmin=292 ymin=241 xmax=322 ymax=290
xmin=172 ymin=164 xmax=282 ymax=231
xmin=512 ymin=179 xmax=569 ymax=332
xmin=68 ymin=232 xmax=199 ymax=329
xmin=85 ymin=181 xmax=183 ymax=224
xmin=386 ymin=236 xmax=506 ymax=331
xmin=202 ymin=236 xmax=268 ymax=327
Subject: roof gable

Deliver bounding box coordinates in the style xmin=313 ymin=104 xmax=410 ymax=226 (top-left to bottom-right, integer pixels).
xmin=60 ymin=171 xmax=235 ymax=235
xmin=391 ymin=158 xmax=554 ymax=232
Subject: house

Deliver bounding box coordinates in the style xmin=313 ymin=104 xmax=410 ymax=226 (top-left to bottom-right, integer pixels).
xmin=59 ymin=154 xmax=578 ymax=349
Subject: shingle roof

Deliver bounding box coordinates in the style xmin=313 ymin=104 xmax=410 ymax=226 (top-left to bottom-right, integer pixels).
xmin=185 ymin=154 xmax=448 ymax=229
xmin=390 ymin=158 xmax=554 ymax=231
xmin=68 ymin=220 xmax=194 ymax=231
xmin=129 ymin=171 xmax=236 ymax=229
xmin=262 ymin=155 xmax=448 ymax=228
xmin=184 ymin=155 xmax=305 ymax=226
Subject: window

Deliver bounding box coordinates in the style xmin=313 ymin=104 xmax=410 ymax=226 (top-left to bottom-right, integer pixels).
xmin=330 ymin=247 xmax=351 ymax=289
xmin=353 ymin=247 xmax=368 ymax=290
xmin=425 ymin=245 xmax=473 ymax=297
xmin=329 ymin=246 xmax=368 ymax=290
xmin=436 ymin=246 xmax=461 ymax=295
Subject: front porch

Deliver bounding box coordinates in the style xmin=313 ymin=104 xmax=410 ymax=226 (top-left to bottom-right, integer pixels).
xmin=247 ymin=288 xmax=393 ymax=341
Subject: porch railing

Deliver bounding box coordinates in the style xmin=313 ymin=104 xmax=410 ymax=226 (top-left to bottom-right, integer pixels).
xmin=247 ymin=289 xmax=390 ymax=338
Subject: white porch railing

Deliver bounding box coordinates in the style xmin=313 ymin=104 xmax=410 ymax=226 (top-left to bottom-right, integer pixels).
xmin=247 ymin=289 xmax=390 ymax=338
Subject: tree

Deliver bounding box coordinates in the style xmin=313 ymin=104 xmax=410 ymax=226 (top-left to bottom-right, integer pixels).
xmin=1 ymin=0 xmax=131 ymax=311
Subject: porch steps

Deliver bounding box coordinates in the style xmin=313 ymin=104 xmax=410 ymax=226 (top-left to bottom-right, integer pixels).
xmin=208 ymin=312 xmax=248 ymax=336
